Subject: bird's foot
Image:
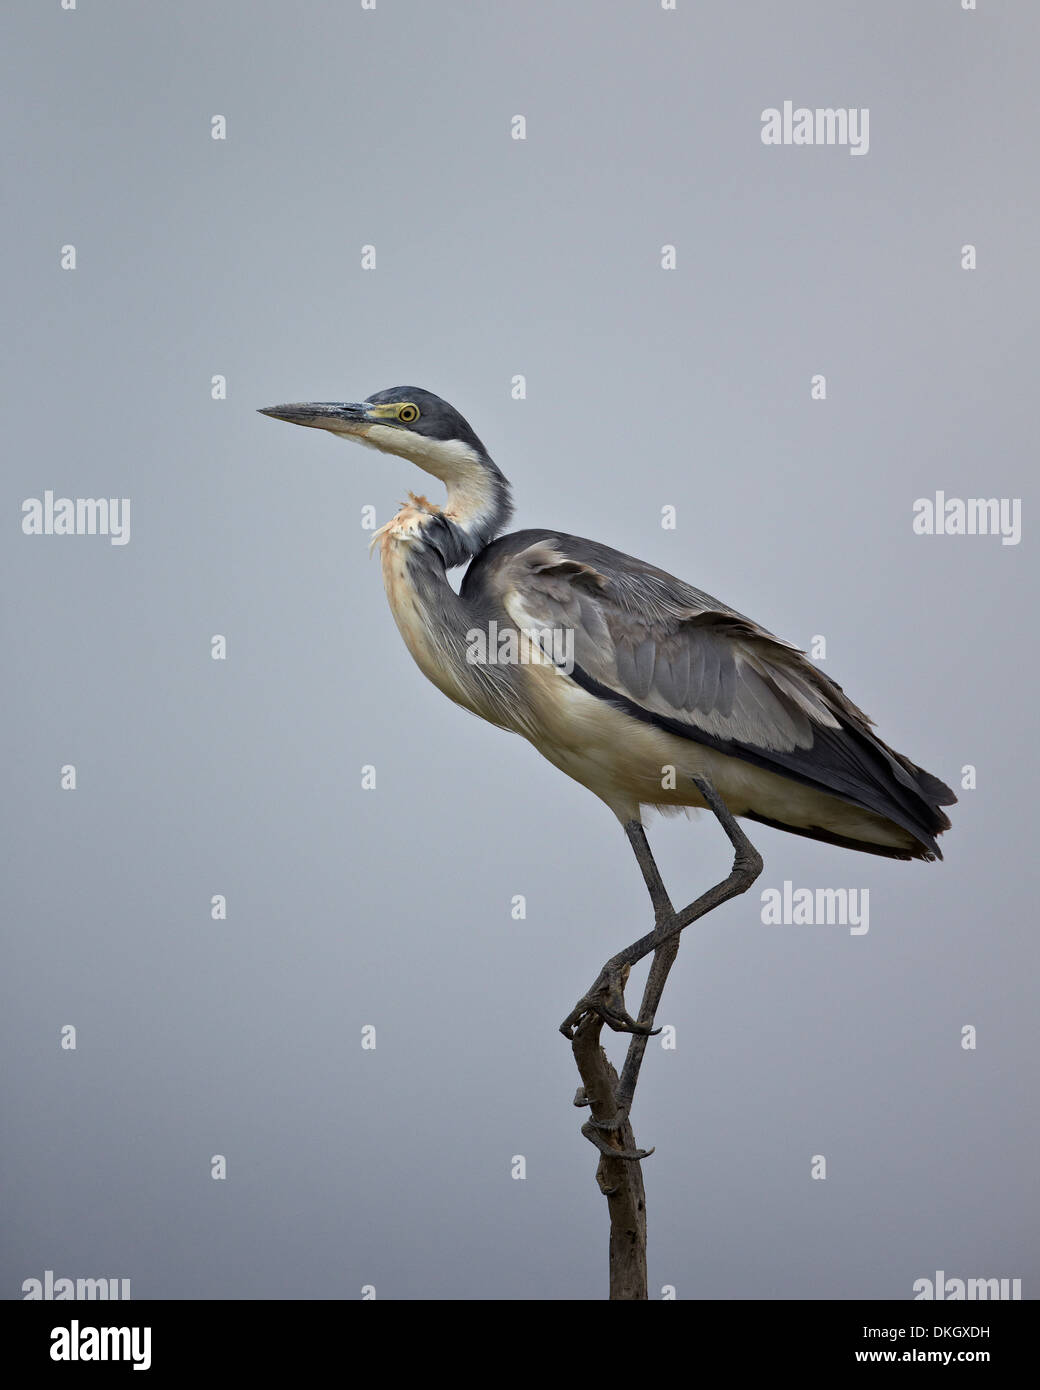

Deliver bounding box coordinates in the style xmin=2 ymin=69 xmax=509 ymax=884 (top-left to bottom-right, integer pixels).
xmin=559 ymin=964 xmax=661 ymax=1040
xmin=574 ymin=1092 xmax=632 ymax=1132
xmin=580 ymin=1118 xmax=654 ymax=1162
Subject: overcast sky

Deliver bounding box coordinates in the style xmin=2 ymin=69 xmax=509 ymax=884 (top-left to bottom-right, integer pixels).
xmin=2 ymin=0 xmax=1037 ymax=1300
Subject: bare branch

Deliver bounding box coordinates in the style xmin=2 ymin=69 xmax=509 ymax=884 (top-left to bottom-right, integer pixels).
xmin=571 ymin=1014 xmax=648 ymax=1300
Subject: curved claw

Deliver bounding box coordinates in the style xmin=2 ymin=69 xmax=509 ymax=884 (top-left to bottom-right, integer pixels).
xmin=628 ymin=1019 xmax=662 ymax=1038
xmin=560 ymin=967 xmax=661 ymax=1039
xmin=596 ymin=1002 xmax=657 ymax=1036
xmin=580 ymin=1120 xmax=654 ymax=1162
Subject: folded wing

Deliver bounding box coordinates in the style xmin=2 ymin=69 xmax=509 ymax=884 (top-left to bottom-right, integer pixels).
xmin=463 ymin=530 xmax=955 ymax=857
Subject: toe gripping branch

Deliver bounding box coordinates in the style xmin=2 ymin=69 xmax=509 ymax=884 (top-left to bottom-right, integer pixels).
xmin=571 ymin=1047 xmax=655 ymax=1164
xmin=559 ymin=963 xmax=662 ymax=1042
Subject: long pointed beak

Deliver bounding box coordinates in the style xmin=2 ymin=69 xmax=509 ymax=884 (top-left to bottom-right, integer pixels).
xmin=257 ymin=401 xmax=371 ymax=433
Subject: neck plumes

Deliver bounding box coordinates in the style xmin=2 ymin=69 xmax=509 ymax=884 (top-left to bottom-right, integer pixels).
xmin=360 ymin=426 xmax=512 ymax=569
xmin=370 ymin=449 xmax=515 ymax=723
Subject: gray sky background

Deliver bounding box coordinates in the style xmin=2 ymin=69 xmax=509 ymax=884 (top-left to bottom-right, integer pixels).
xmin=2 ymin=0 xmax=1037 ymax=1299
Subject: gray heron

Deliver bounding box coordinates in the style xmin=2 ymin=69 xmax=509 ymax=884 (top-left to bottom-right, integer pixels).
xmin=259 ymin=386 xmax=955 ymax=1058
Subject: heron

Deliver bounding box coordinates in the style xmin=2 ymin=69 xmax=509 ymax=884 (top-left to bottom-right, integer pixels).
xmin=259 ymin=386 xmax=955 ymax=1097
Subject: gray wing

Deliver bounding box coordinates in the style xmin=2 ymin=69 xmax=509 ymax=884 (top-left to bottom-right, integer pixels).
xmin=462 ymin=530 xmax=955 ymax=851
xmin=485 ymin=532 xmax=856 ymax=750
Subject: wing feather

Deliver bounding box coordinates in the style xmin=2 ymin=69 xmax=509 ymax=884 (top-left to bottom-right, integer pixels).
xmin=460 ymin=530 xmax=955 ymax=854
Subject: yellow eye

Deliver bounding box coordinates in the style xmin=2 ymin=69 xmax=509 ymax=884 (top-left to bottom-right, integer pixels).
xmin=397 ymin=403 xmax=420 ymax=423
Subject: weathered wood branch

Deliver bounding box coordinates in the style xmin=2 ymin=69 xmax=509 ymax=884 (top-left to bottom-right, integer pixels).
xmin=570 ymin=1012 xmax=648 ymax=1301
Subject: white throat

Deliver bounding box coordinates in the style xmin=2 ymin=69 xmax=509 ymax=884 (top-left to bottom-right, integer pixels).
xmin=355 ymin=424 xmax=499 ymax=537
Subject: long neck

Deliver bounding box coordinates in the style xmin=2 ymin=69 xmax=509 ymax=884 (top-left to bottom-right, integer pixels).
xmin=377 ymin=508 xmax=519 ymax=730
xmin=358 ymin=422 xmax=514 ymax=567
xmin=369 ymin=435 xmax=512 ymax=568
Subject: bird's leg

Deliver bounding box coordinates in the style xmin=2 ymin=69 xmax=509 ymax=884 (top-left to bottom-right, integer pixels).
xmin=625 ymin=820 xmax=674 ymax=924
xmin=613 ymin=778 xmax=762 ymax=1115
xmin=611 ymin=821 xmax=681 ymax=1078
xmin=610 ymin=934 xmax=682 ymax=1125
xmin=557 ymin=821 xmax=675 ymax=1040
xmin=561 ymin=776 xmax=763 ymax=1072
xmin=569 ymin=823 xmax=680 ymax=1135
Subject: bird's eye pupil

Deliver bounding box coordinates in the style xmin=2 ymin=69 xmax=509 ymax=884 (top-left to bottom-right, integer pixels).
xmin=398 ymin=404 xmax=419 ymax=423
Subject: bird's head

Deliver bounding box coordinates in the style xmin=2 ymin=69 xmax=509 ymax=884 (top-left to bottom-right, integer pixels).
xmin=258 ymin=386 xmax=512 ymax=562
